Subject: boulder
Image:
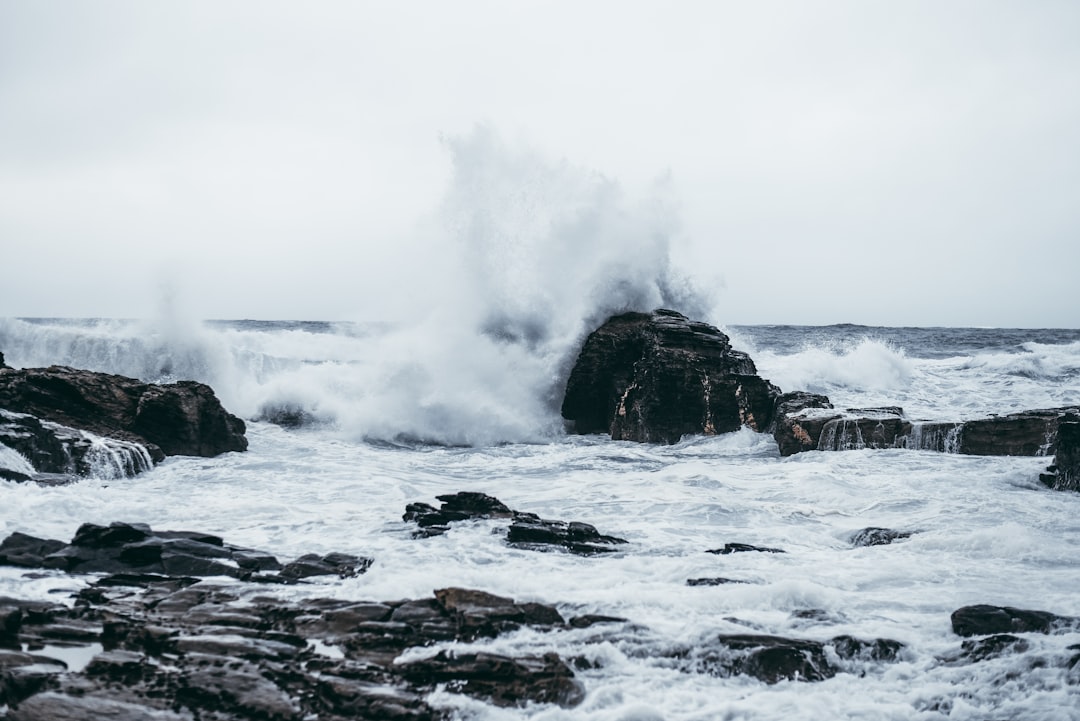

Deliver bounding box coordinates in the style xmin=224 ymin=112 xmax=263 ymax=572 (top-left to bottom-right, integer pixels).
xmin=0 ymin=365 xmax=246 ymax=460
xmin=561 ymin=309 xmax=779 ymax=443
xmin=706 ymin=543 xmax=785 ymax=555
xmin=950 ymin=605 xmax=1078 ymax=637
xmin=1042 ymin=413 xmax=1080 ymax=491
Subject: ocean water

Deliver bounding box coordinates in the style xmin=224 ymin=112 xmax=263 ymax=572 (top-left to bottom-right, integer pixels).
xmin=1 ymin=316 xmax=1079 ymax=720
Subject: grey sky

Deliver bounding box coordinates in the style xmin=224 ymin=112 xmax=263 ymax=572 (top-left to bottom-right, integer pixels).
xmin=2 ymin=1 xmax=1078 ymax=327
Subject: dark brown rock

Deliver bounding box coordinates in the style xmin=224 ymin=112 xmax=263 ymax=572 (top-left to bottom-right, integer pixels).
xmin=561 ymin=309 xmax=779 ymax=443
xmin=771 ymin=392 xmax=837 ymax=456
xmin=0 ymin=365 xmax=246 ymax=460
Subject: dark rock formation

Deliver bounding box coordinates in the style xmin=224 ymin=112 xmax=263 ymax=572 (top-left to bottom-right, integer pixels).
xmin=950 ymin=605 xmax=1078 ymax=637
xmin=706 ymin=543 xmax=785 ymax=555
xmin=561 ymin=309 xmax=780 ymax=443
xmin=1042 ymin=413 xmax=1080 ymax=491
xmin=0 ymin=351 xmax=7 ymax=369
xmin=772 ymin=389 xmax=1079 ymax=459
xmin=952 ymin=634 xmax=1030 ymax=663
xmin=957 ymin=408 xmax=1078 ymax=457
xmin=850 ymin=527 xmax=913 ymax=547
xmin=771 ymin=392 xmax=837 ymax=456
xmin=506 ymin=514 xmax=628 ymax=555
xmin=404 ymin=492 xmax=628 ymax=555
xmin=0 ymin=522 xmax=369 ymax=583
xmin=0 ymin=409 xmax=152 ymax=479
xmin=0 ymin=365 xmax=246 ymax=461
xmin=694 ymin=633 xmax=903 ymax=684
xmin=0 ymin=577 xmax=584 ymax=718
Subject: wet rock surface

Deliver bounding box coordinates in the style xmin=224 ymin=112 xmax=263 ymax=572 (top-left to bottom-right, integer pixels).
xmin=0 ymin=522 xmax=370 ymax=584
xmin=850 ymin=527 xmax=914 ymax=547
xmin=1042 ymin=413 xmax=1080 ymax=491
xmin=561 ymin=309 xmax=780 ymax=443
xmin=771 ymin=389 xmax=1080 ymax=459
xmin=950 ymin=605 xmax=1079 ymax=637
xmin=690 ymin=633 xmax=905 ymax=684
xmin=404 ymin=492 xmax=628 ymax=554
xmin=0 ymin=364 xmax=246 ymax=463
xmin=706 ymin=543 xmax=785 ymax=555
xmin=0 ymin=577 xmax=585 ymax=719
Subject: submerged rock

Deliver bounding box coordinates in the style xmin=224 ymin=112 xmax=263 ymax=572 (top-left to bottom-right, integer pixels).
xmin=850 ymin=527 xmax=913 ymax=547
xmin=0 ymin=365 xmax=246 ymax=462
xmin=706 ymin=543 xmax=785 ymax=555
xmin=561 ymin=309 xmax=779 ymax=443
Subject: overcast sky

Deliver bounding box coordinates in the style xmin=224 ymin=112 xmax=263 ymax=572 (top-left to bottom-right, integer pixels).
xmin=2 ymin=1 xmax=1078 ymax=327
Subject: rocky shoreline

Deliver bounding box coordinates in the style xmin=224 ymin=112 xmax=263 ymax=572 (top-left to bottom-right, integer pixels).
xmin=2 ymin=510 xmax=1077 ymax=718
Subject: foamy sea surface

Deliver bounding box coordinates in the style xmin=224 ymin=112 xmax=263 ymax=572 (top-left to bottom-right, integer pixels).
xmin=2 ymin=317 xmax=1080 ymax=720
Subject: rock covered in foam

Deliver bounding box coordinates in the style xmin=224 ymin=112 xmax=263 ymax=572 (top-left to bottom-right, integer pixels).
xmin=561 ymin=309 xmax=780 ymax=443
xmin=0 ymin=364 xmax=246 ymax=462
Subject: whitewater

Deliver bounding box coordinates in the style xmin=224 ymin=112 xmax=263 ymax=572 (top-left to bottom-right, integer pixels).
xmin=2 ymin=134 xmax=1080 ymax=719
xmin=2 ymin=316 xmax=1079 ymax=720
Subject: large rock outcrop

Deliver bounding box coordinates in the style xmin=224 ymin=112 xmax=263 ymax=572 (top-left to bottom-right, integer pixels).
xmin=0 ymin=364 xmax=247 ymax=462
xmin=561 ymin=310 xmax=779 ymax=443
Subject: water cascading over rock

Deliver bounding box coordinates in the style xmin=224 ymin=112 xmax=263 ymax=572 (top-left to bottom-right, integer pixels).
xmin=561 ymin=310 xmax=780 ymax=443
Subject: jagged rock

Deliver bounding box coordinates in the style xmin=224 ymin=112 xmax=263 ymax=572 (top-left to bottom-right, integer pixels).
xmin=2 ymin=578 xmax=586 ymax=718
xmin=0 ymin=523 xmax=368 ymax=584
xmin=0 ymin=351 xmax=7 ymax=369
xmin=850 ymin=528 xmax=913 ymax=547
xmin=506 ymin=514 xmax=628 ymax=555
xmin=404 ymin=493 xmax=628 ymax=554
xmin=706 ymin=543 xmax=785 ymax=555
xmin=561 ymin=309 xmax=780 ymax=443
xmin=1042 ymin=414 xmax=1080 ymax=491
xmin=951 ymin=605 xmax=1078 ymax=637
xmin=954 ymin=634 xmax=1030 ymax=663
xmin=0 ymin=410 xmax=153 ymax=479
xmin=0 ymin=365 xmax=246 ymax=460
xmin=771 ymin=392 xmax=837 ymax=456
xmin=830 ymin=635 xmax=904 ymax=662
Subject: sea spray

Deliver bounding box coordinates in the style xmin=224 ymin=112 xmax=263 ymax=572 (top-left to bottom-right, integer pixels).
xmin=0 ymin=131 xmax=710 ymax=445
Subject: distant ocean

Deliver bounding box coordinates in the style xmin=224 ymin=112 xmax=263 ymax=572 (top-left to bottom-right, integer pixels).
xmin=2 ymin=315 xmax=1079 ymax=719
